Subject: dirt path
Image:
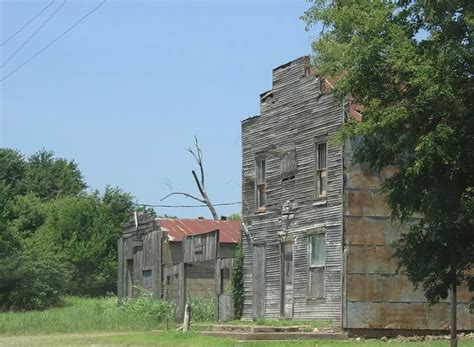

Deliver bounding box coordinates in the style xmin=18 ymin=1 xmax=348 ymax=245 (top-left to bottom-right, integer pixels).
xmin=0 ymin=331 xmax=134 ymax=346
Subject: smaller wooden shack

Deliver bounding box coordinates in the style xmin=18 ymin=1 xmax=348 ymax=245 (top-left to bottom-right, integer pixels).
xmin=117 ymin=214 xmax=240 ymax=320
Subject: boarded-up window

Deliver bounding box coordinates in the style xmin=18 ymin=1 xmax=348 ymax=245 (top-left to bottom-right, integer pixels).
xmin=308 ymin=233 xmax=326 ymax=298
xmin=281 ymin=149 xmax=297 ymax=180
xmin=220 ymin=268 xmax=231 ymax=295
xmin=256 ymin=157 xmax=266 ymax=209
xmin=142 ymin=270 xmax=152 ymax=289
xmin=194 ymin=236 xmax=203 ymax=255
xmin=315 ymin=142 xmax=327 ymax=199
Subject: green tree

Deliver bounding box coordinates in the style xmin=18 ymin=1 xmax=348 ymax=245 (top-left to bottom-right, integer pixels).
xmin=35 ymin=190 xmax=134 ymax=296
xmin=0 ymin=148 xmax=138 ymax=309
xmin=304 ymin=1 xmax=473 ymax=345
xmin=227 ymin=213 xmax=241 ymax=221
xmin=25 ymin=149 xmax=86 ymax=200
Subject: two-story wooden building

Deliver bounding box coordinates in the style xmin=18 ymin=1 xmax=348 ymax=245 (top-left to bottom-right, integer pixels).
xmin=241 ymin=56 xmax=473 ymax=333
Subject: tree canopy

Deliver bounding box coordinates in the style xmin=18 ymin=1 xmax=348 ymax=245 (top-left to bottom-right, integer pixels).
xmin=0 ymin=149 xmax=139 ymax=309
xmin=304 ymin=0 xmax=473 ymax=343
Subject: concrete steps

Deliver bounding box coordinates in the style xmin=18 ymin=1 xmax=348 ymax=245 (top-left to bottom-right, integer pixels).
xmin=198 ymin=324 xmax=349 ymax=341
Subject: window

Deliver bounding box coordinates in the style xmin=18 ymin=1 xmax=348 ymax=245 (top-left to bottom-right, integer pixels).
xmin=256 ymin=157 xmax=266 ymax=210
xmin=315 ymin=141 xmax=327 ymax=199
xmin=308 ymin=233 xmax=326 ymax=298
xmin=142 ymin=270 xmax=152 ymax=289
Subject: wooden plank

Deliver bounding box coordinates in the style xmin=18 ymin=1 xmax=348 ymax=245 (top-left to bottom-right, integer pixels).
xmin=183 ymin=230 xmax=219 ymax=263
xmin=252 ymin=243 xmax=266 ymax=320
xmin=178 ymin=262 xmax=186 ymax=321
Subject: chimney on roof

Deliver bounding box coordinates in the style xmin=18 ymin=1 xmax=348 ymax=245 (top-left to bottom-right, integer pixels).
xmin=220 ymin=216 xmax=227 ymax=221
xmin=197 ymin=216 xmax=205 ymax=220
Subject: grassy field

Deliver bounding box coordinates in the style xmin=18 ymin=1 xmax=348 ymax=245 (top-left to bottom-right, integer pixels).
xmin=1 ymin=296 xmax=473 ymax=346
xmin=1 ymin=331 xmax=474 ymax=347
xmin=0 ymin=295 xmax=176 ymax=335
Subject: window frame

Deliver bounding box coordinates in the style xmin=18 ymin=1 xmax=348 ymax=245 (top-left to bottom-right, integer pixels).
xmin=255 ymin=155 xmax=267 ymax=212
xmin=142 ymin=269 xmax=153 ymax=290
xmin=307 ymin=230 xmax=326 ymax=300
xmin=314 ymin=137 xmax=328 ymax=200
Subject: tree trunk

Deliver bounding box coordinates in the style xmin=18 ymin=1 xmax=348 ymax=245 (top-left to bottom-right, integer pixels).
xmin=450 ymin=283 xmax=458 ymax=347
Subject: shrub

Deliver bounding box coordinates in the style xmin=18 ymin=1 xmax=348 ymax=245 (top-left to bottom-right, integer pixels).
xmin=119 ymin=289 xmax=176 ymax=324
xmin=231 ymin=244 xmax=244 ymax=318
xmin=0 ymin=252 xmax=70 ymax=311
xmin=187 ymin=296 xmax=215 ymax=322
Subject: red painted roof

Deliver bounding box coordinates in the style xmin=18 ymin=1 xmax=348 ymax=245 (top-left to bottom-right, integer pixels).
xmin=157 ymin=218 xmax=240 ymax=243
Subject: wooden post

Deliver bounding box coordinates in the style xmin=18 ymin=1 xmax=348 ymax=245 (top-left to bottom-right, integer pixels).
xmin=178 ymin=262 xmax=186 ymax=321
xmin=451 ymin=284 xmax=458 ymax=347
xmin=183 ymin=304 xmax=191 ymax=332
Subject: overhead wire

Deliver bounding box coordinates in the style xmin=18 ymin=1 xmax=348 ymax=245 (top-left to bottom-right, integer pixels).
xmin=1 ymin=0 xmax=68 ymax=69
xmin=0 ymin=0 xmax=56 ymax=47
xmin=0 ymin=0 xmax=106 ymax=82
xmin=1 ymin=175 xmax=241 ymax=208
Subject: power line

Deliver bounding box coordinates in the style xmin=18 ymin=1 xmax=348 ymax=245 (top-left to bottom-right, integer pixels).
xmin=2 ymin=175 xmax=241 ymax=208
xmin=0 ymin=0 xmax=56 ymax=47
xmin=138 ymin=202 xmax=242 ymax=208
xmin=1 ymin=0 xmax=68 ymax=69
xmin=0 ymin=0 xmax=106 ymax=82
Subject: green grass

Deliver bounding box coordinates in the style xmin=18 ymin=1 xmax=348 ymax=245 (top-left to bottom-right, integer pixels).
xmin=1 ymin=331 xmax=474 ymax=347
xmin=1 ymin=297 xmax=473 ymax=346
xmin=0 ymin=296 xmax=176 ymax=336
xmin=96 ymin=332 xmax=474 ymax=347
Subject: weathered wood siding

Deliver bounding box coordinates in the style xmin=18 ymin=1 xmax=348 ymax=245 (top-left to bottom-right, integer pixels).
xmin=344 ymin=140 xmax=474 ymax=330
xmin=241 ymin=56 xmax=344 ymax=325
xmin=118 ymin=215 xmax=162 ymax=299
xmin=182 ymin=230 xmax=219 ymax=263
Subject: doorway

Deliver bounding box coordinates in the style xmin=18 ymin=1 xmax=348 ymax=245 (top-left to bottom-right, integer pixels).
xmin=252 ymin=243 xmax=266 ymax=320
xmin=281 ymin=241 xmax=294 ymax=318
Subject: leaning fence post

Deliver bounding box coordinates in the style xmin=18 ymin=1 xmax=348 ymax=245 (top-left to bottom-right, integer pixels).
xmin=183 ymin=303 xmax=191 ymax=332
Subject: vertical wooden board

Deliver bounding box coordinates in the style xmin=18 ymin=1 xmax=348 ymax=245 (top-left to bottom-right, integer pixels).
xmin=178 ymin=262 xmax=186 ymax=321
xmin=252 ymin=243 xmax=266 ymax=320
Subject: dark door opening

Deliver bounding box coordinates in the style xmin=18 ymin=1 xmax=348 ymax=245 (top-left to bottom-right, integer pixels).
xmin=281 ymin=242 xmax=294 ymax=318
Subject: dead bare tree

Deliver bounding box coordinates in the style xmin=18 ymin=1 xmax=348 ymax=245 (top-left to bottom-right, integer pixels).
xmin=161 ymin=136 xmax=219 ymax=220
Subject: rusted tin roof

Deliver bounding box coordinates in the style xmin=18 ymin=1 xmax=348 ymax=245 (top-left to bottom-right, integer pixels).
xmin=157 ymin=218 xmax=240 ymax=244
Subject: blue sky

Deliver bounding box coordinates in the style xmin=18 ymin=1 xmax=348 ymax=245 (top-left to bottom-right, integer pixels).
xmin=0 ymin=0 xmax=319 ymax=218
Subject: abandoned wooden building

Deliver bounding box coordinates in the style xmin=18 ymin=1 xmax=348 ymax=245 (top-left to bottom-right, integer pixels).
xmin=241 ymin=56 xmax=473 ymax=332
xmin=117 ymin=215 xmax=240 ymax=320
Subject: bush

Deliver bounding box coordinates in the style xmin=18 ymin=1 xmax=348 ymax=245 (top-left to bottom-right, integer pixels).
xmin=0 ymin=252 xmax=70 ymax=311
xmin=187 ymin=296 xmax=215 ymax=322
xmin=231 ymin=244 xmax=244 ymax=318
xmin=119 ymin=289 xmax=175 ymax=324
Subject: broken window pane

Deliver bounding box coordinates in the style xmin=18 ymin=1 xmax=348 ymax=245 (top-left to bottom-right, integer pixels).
xmin=310 ymin=233 xmax=326 ymax=267
xmin=256 ymin=157 xmax=266 ymax=209
xmin=315 ymin=142 xmax=327 ymax=198
xmin=309 ymin=233 xmax=326 ymax=298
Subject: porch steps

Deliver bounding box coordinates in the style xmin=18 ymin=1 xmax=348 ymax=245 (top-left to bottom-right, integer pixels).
xmin=198 ymin=325 xmax=349 ymax=341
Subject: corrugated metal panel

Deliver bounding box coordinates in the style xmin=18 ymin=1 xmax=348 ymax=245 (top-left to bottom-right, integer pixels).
xmin=344 ymin=139 xmax=474 ymax=330
xmin=158 ymin=219 xmax=240 ymax=243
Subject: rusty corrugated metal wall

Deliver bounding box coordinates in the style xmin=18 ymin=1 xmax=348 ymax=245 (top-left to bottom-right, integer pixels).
xmin=344 ymin=140 xmax=474 ymax=330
